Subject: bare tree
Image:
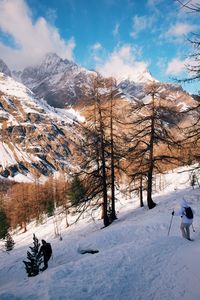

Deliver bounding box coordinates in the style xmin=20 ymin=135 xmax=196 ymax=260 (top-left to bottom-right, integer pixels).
xmin=176 ymin=0 xmax=200 ymax=169
xmin=126 ymin=82 xmax=182 ymax=209
xmin=176 ymin=0 xmax=200 ymax=12
xmin=75 ymin=75 xmax=110 ymax=226
xmin=74 ymin=75 xmax=125 ymax=226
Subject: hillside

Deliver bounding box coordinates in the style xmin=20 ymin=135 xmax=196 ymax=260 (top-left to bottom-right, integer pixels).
xmin=0 ymin=166 xmax=200 ymax=300
xmin=1 ymin=53 xmax=194 ymax=111
xmin=12 ymin=53 xmax=95 ymax=108
xmin=0 ymin=73 xmax=83 ymax=181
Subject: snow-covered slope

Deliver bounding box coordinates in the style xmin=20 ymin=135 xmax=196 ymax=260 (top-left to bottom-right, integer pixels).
xmin=0 ymin=166 xmax=200 ymax=300
xmin=13 ymin=53 xmax=95 ymax=108
xmin=118 ymin=79 xmax=196 ymax=111
xmin=0 ymin=73 xmax=83 ymax=181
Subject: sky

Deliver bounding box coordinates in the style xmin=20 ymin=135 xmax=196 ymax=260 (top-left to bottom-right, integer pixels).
xmin=0 ymin=0 xmax=199 ymax=93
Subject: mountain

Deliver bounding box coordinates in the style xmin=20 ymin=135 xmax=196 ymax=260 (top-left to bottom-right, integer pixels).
xmin=1 ymin=53 xmax=197 ymax=135
xmin=13 ymin=53 xmax=95 ymax=108
xmin=0 ymin=165 xmax=199 ymax=299
xmin=0 ymin=59 xmax=11 ymax=77
xmin=118 ymin=79 xmax=197 ymax=113
xmin=11 ymin=52 xmax=196 ymax=112
xmin=0 ymin=72 xmax=83 ymax=181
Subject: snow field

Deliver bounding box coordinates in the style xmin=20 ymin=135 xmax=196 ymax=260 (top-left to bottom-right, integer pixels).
xmin=0 ymin=167 xmax=200 ymax=300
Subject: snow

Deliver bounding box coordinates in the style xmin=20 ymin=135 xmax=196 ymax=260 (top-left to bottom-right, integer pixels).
xmin=0 ymin=141 xmax=40 ymax=169
xmin=0 ymin=166 xmax=200 ymax=299
xmin=0 ymin=74 xmax=85 ymax=178
xmin=0 ymin=73 xmax=84 ymax=125
xmin=0 ymin=142 xmax=18 ymax=168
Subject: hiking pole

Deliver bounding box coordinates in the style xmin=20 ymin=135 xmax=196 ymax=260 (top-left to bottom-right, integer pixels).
xmin=192 ymin=224 xmax=195 ymax=232
xmin=168 ymin=213 xmax=174 ymax=236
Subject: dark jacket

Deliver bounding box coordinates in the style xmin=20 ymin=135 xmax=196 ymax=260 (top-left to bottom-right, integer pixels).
xmin=38 ymin=242 xmax=52 ymax=261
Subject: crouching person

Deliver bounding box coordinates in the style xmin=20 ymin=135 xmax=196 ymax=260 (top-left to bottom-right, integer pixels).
xmin=38 ymin=239 xmax=52 ymax=271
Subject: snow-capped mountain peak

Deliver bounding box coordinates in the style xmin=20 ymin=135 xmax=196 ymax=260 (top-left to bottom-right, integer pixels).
xmin=0 ymin=59 xmax=11 ymax=77
xmin=12 ymin=52 xmax=93 ymax=107
xmin=39 ymin=52 xmax=71 ymax=75
xmin=136 ymin=68 xmax=156 ymax=83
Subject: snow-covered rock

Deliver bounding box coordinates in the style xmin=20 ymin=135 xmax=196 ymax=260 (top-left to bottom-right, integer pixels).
xmin=0 ymin=73 xmax=83 ymax=181
xmin=0 ymin=58 xmax=11 ymax=77
xmin=13 ymin=52 xmax=95 ymax=108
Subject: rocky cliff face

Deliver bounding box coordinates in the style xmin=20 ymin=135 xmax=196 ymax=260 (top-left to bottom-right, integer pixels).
xmin=0 ymin=73 xmax=82 ymax=181
xmin=11 ymin=52 xmax=196 ymax=113
xmin=0 ymin=59 xmax=11 ymax=77
xmin=13 ymin=53 xmax=95 ymax=108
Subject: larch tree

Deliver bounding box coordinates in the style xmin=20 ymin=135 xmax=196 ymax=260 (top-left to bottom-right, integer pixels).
xmin=126 ymin=82 xmax=182 ymax=209
xmin=75 ymin=75 xmax=126 ymax=226
xmin=176 ymin=0 xmax=200 ymax=169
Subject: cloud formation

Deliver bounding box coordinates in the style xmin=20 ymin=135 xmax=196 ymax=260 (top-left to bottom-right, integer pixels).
xmin=130 ymin=15 xmax=154 ymax=38
xmin=91 ymin=42 xmax=102 ymax=50
xmin=166 ymin=58 xmax=186 ymax=75
xmin=96 ymin=45 xmax=152 ymax=82
xmin=112 ymin=23 xmax=120 ymax=37
xmin=0 ymin=0 xmax=75 ymax=70
xmin=167 ymin=22 xmax=198 ymax=37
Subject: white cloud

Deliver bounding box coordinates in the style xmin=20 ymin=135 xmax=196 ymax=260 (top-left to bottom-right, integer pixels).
xmin=96 ymin=45 xmax=152 ymax=82
xmin=0 ymin=0 xmax=76 ymax=70
xmin=167 ymin=22 xmax=198 ymax=37
xmin=90 ymin=42 xmax=104 ymax=63
xmin=147 ymin=0 xmax=164 ymax=7
xmin=130 ymin=15 xmax=154 ymax=38
xmin=166 ymin=58 xmax=186 ymax=75
xmin=91 ymin=42 xmax=102 ymax=50
xmin=112 ymin=23 xmax=120 ymax=37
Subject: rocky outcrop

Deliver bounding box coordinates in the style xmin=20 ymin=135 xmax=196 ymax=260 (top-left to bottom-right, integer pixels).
xmin=13 ymin=53 xmax=95 ymax=108
xmin=0 ymin=73 xmax=81 ymax=181
xmin=0 ymin=59 xmax=11 ymax=77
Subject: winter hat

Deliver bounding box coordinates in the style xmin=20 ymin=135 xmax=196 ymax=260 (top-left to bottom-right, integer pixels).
xmin=180 ymin=198 xmax=189 ymax=208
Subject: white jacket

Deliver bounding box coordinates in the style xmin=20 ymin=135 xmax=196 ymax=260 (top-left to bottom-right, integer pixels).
xmin=174 ymin=199 xmax=194 ymax=225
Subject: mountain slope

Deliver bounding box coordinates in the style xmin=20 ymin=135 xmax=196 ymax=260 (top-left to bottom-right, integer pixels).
xmin=0 ymin=166 xmax=199 ymax=299
xmin=13 ymin=53 xmax=95 ymax=108
xmin=0 ymin=59 xmax=11 ymax=77
xmin=0 ymin=73 xmax=83 ymax=181
xmin=2 ymin=53 xmax=195 ymax=114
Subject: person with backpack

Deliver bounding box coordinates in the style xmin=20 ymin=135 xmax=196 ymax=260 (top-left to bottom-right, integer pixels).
xmin=38 ymin=239 xmax=52 ymax=271
xmin=172 ymin=199 xmax=194 ymax=241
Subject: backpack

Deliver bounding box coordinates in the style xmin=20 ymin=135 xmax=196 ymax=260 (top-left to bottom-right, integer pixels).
xmin=184 ymin=207 xmax=193 ymax=219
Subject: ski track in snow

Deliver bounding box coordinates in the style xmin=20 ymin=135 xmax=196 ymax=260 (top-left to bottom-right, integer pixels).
xmin=0 ymin=168 xmax=200 ymax=300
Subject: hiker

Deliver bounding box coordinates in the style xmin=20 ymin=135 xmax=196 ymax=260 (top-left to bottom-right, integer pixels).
xmin=191 ymin=173 xmax=197 ymax=189
xmin=38 ymin=239 xmax=52 ymax=271
xmin=172 ymin=199 xmax=194 ymax=241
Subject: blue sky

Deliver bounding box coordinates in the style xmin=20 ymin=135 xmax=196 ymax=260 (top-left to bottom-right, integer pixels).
xmin=0 ymin=0 xmax=199 ymax=93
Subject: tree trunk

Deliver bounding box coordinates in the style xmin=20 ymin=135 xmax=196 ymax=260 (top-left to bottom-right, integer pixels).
xmin=147 ymin=94 xmax=156 ymax=209
xmin=110 ymin=94 xmax=117 ymax=221
xmin=139 ymin=176 xmax=144 ymax=207
xmin=98 ymin=98 xmax=110 ymax=227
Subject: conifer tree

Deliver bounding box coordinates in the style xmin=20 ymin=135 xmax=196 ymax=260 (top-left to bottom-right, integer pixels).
xmin=5 ymin=233 xmax=15 ymax=251
xmin=0 ymin=210 xmax=9 ymax=239
xmin=126 ymin=82 xmax=181 ymax=209
xmin=74 ymin=75 xmax=125 ymax=226
xmin=23 ymin=234 xmax=42 ymax=277
xmin=68 ymin=175 xmax=86 ymax=207
xmin=176 ymin=1 xmax=200 ymax=168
